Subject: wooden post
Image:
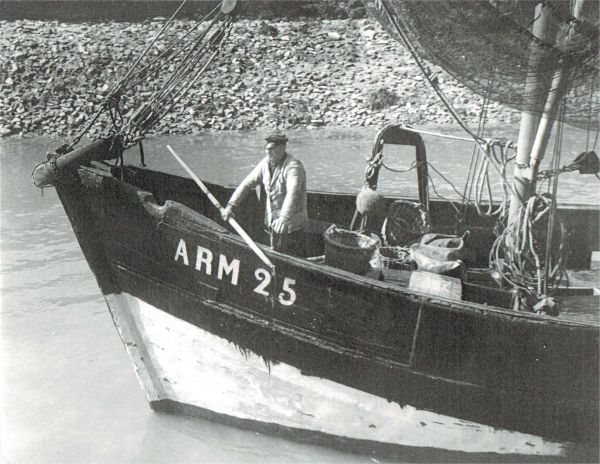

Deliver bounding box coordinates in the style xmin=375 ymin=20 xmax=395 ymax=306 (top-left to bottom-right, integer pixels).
xmin=529 ymin=0 xmax=585 ymax=182
xmin=508 ymin=2 xmax=558 ymax=223
xmin=528 ymin=66 xmax=571 ymax=176
xmin=32 ymin=138 xmax=115 ymax=187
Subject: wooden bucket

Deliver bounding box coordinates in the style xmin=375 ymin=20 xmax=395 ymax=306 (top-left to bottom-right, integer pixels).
xmin=324 ymin=226 xmax=378 ymax=275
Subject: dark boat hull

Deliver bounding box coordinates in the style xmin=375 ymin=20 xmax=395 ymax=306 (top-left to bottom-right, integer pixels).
xmin=53 ymin=161 xmax=599 ymax=458
xmin=102 ymin=291 xmax=573 ymax=460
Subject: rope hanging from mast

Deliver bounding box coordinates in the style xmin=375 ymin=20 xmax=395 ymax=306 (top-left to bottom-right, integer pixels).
xmin=376 ymin=0 xmax=485 ymax=145
xmin=459 ymin=73 xmax=515 ymax=220
xmin=490 ymin=98 xmax=570 ymax=315
xmin=489 ymin=194 xmax=566 ymax=314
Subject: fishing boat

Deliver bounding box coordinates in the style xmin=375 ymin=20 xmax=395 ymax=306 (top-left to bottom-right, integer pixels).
xmin=32 ymin=0 xmax=599 ymax=460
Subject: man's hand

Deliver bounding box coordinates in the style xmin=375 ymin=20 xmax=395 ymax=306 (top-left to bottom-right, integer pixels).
xmin=271 ymin=217 xmax=289 ymax=234
xmin=221 ymin=205 xmax=235 ymax=222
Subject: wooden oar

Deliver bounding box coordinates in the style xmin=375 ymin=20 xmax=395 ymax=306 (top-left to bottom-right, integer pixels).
xmin=166 ymin=145 xmax=274 ymax=270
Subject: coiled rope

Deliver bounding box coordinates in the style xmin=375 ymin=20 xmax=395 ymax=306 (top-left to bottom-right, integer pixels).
xmin=490 ymin=194 xmax=566 ymax=308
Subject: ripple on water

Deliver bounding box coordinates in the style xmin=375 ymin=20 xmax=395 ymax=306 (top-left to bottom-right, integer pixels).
xmin=1 ymin=245 xmax=85 ymax=274
xmin=4 ymin=286 xmax=103 ymax=316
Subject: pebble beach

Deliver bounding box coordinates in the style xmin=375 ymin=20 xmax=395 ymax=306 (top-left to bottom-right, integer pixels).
xmin=0 ymin=18 xmax=518 ymax=138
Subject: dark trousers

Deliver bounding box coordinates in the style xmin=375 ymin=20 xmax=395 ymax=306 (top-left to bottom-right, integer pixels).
xmin=270 ymin=229 xmax=305 ymax=257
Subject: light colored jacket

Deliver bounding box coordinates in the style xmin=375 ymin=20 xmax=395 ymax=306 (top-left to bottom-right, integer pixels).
xmin=228 ymin=153 xmax=308 ymax=232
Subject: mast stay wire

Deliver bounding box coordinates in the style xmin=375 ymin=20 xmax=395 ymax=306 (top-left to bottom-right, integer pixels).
xmin=65 ymin=0 xmax=233 ymax=150
xmin=119 ymin=4 xmax=222 ymax=94
xmin=379 ymin=0 xmax=522 ymax=212
xmin=111 ymin=0 xmax=191 ymax=97
xmin=121 ymin=16 xmax=232 ymax=143
xmin=66 ymin=0 xmax=193 ymax=150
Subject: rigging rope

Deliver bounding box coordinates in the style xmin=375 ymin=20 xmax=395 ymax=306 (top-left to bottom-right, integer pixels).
xmin=114 ymin=0 xmax=192 ymax=96
xmin=490 ymin=101 xmax=569 ymax=311
xmin=66 ymin=0 xmax=194 ymax=150
xmin=379 ymin=0 xmax=525 ymax=221
xmin=462 ymin=79 xmax=490 ymax=213
xmin=543 ymin=104 xmax=564 ymax=295
xmin=123 ymin=19 xmax=233 ymax=145
xmin=490 ymin=194 xmax=566 ymax=309
xmin=120 ymin=4 xmax=222 ymax=94
xmin=460 ymin=74 xmax=512 ymax=219
xmin=120 ymin=11 xmax=233 ymax=145
xmin=378 ymin=0 xmax=485 ymax=145
xmin=64 ymin=0 xmax=235 ymax=151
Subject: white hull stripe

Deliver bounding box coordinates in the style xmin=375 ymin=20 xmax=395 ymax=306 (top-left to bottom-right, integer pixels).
xmin=104 ymin=292 xmax=564 ymax=457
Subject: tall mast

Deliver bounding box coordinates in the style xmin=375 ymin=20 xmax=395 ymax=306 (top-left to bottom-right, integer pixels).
xmin=528 ymin=0 xmax=586 ymax=180
xmin=509 ymin=0 xmax=586 ymax=222
xmin=508 ymin=2 xmax=557 ymax=223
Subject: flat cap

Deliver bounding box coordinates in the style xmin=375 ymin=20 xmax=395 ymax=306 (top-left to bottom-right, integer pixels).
xmin=265 ymin=134 xmax=288 ymax=145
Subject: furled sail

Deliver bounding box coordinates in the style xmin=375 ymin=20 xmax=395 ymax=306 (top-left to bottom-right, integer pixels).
xmin=364 ymin=0 xmax=599 ymax=129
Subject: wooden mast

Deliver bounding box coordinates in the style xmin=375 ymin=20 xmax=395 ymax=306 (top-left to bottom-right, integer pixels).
xmin=508 ymin=2 xmax=557 ymax=223
xmin=509 ymin=0 xmax=586 ymax=222
xmin=528 ymin=0 xmax=586 ymax=181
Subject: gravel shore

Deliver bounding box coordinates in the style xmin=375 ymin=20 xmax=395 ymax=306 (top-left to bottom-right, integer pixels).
xmin=0 ymin=18 xmax=518 ymax=138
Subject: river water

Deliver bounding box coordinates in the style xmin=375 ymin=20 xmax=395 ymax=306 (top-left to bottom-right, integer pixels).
xmin=1 ymin=127 xmax=598 ymax=463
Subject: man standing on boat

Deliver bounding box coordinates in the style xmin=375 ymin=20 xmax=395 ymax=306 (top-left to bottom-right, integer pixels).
xmin=221 ymin=134 xmax=308 ymax=256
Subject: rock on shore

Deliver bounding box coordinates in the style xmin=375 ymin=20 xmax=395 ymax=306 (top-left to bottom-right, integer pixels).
xmin=0 ymin=18 xmax=518 ymax=137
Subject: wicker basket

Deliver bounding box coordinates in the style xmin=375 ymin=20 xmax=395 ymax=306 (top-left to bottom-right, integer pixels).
xmin=376 ymin=246 xmax=417 ymax=271
xmin=381 ymin=200 xmax=429 ymax=246
xmin=324 ymin=225 xmax=378 ymax=274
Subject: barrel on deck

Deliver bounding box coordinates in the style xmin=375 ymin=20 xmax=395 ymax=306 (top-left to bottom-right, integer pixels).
xmin=324 ymin=226 xmax=378 ymax=274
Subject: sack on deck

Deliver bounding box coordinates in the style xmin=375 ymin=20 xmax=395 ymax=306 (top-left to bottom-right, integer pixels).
xmin=410 ymin=233 xmax=466 ymax=278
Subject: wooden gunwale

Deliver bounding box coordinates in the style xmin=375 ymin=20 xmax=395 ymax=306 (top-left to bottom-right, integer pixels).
xmin=82 ymin=163 xmax=599 ymax=328
xmin=117 ymin=162 xmax=599 ymax=269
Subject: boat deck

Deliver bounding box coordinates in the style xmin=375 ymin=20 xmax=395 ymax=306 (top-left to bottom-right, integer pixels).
xmin=559 ymin=267 xmax=600 ymax=323
xmin=311 ymin=257 xmax=599 ymax=325
xmin=370 ymin=263 xmax=600 ymax=324
xmin=108 ymin=163 xmax=600 ymax=326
